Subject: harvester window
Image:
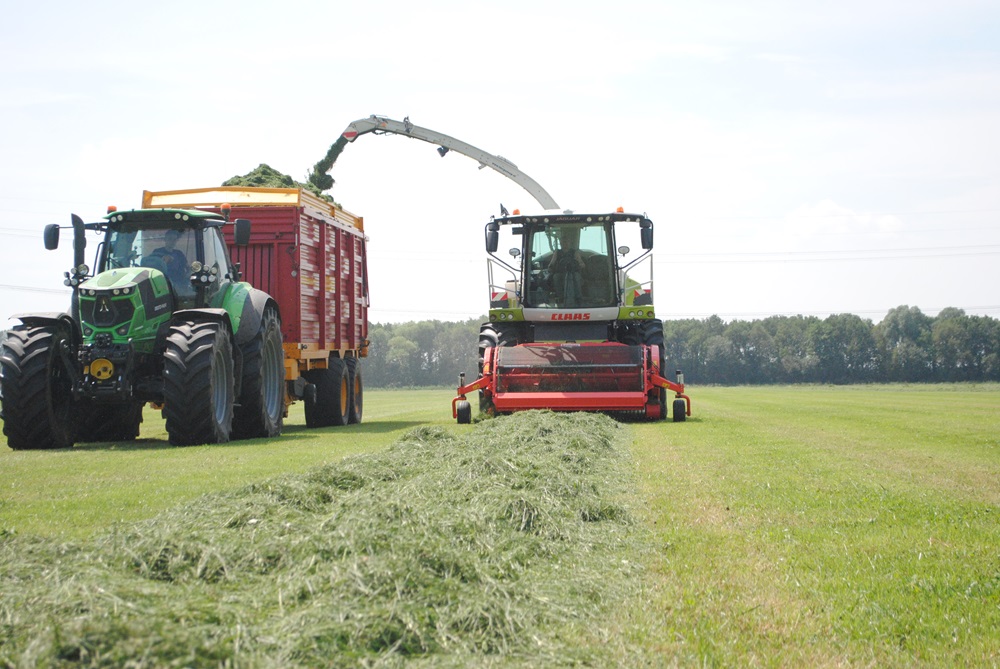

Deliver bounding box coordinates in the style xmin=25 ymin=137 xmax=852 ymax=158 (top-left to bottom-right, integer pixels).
xmin=526 ymin=223 xmax=614 ymax=308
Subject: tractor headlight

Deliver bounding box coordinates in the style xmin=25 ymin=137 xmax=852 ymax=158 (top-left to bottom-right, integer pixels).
xmin=191 ymin=261 xmax=203 ymax=272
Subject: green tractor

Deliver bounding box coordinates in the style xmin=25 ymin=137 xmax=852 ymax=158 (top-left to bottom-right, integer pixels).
xmin=0 ymin=207 xmax=285 ymax=448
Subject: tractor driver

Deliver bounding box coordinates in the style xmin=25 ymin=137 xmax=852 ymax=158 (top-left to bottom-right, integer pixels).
xmin=149 ymin=229 xmax=190 ymax=286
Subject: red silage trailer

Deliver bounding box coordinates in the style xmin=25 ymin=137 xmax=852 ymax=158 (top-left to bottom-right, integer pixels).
xmin=142 ymin=186 xmax=369 ymax=427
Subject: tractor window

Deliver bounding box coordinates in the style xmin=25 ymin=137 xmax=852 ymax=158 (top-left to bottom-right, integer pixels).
xmin=202 ymin=228 xmax=235 ymax=304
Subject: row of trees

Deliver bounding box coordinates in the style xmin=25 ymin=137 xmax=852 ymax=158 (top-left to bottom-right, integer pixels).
xmin=363 ymin=306 xmax=1000 ymax=387
xmin=663 ymin=306 xmax=1000 ymax=385
xmin=2 ymin=306 xmax=993 ymax=388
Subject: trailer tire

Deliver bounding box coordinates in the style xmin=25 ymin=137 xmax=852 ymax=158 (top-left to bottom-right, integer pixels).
xmin=304 ymin=358 xmax=349 ymax=428
xmin=345 ymin=357 xmax=363 ymax=424
xmin=0 ymin=324 xmax=77 ymax=450
xmin=456 ymin=400 xmax=472 ymax=424
xmin=673 ymin=398 xmax=687 ymax=422
xmin=232 ymin=307 xmax=284 ymax=439
xmin=163 ymin=320 xmax=235 ymax=445
xmin=76 ymin=400 xmax=143 ymax=443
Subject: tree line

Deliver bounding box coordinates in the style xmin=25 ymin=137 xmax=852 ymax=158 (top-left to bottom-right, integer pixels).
xmin=5 ymin=305 xmax=993 ymax=388
xmin=363 ymin=306 xmax=1000 ymax=387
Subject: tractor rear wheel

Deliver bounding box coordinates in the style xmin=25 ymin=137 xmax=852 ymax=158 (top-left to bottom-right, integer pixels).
xmin=163 ymin=320 xmax=235 ymax=445
xmin=0 ymin=324 xmax=77 ymax=450
xmin=303 ymin=358 xmax=349 ymax=428
xmin=76 ymin=400 xmax=143 ymax=443
xmin=345 ymin=357 xmax=363 ymax=424
xmin=232 ymin=307 xmax=284 ymax=439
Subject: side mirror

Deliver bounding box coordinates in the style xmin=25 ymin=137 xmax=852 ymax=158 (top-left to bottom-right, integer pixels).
xmin=44 ymin=224 xmax=60 ymax=250
xmin=640 ymin=221 xmax=653 ymax=250
xmin=72 ymin=214 xmax=87 ymax=268
xmin=234 ymin=218 xmax=251 ymax=246
xmin=486 ymin=221 xmax=499 ymax=253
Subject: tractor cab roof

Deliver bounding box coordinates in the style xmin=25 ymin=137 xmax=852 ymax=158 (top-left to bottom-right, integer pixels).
xmin=103 ymin=208 xmax=226 ymax=231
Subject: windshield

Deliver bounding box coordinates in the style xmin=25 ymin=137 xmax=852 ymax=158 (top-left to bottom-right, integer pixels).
xmin=523 ymin=223 xmax=616 ymax=308
xmin=106 ymin=227 xmax=195 ymax=287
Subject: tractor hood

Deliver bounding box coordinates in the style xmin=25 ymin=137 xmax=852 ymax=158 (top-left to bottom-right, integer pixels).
xmin=79 ymin=266 xmax=168 ymax=293
xmin=77 ymin=267 xmax=174 ymax=342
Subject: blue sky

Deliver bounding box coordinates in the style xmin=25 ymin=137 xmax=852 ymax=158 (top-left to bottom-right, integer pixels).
xmin=2 ymin=0 xmax=998 ymax=323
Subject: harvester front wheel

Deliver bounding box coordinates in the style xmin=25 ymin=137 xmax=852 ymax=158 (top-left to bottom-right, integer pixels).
xmin=0 ymin=324 xmax=77 ymax=450
xmin=477 ymin=322 xmax=515 ymax=415
xmin=163 ymin=320 xmax=235 ymax=445
xmin=303 ymin=358 xmax=349 ymax=428
xmin=232 ymin=307 xmax=285 ymax=439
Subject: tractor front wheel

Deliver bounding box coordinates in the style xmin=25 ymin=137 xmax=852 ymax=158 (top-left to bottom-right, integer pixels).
xmin=0 ymin=324 xmax=77 ymax=450
xmin=163 ymin=320 xmax=235 ymax=445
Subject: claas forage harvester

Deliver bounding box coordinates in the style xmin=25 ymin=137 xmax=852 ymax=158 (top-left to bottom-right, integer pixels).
xmin=453 ymin=208 xmax=691 ymax=423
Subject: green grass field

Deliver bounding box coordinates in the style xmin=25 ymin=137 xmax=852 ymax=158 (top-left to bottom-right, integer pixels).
xmin=2 ymin=385 xmax=999 ymax=666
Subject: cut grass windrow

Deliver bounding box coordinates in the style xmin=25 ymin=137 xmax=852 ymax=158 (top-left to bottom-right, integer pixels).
xmin=0 ymin=411 xmax=644 ymax=668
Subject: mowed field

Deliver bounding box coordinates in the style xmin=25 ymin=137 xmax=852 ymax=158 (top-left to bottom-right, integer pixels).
xmin=2 ymin=385 xmax=998 ymax=666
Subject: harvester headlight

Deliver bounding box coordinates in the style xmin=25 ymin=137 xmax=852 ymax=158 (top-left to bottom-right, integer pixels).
xmin=629 ymin=310 xmax=636 ymax=318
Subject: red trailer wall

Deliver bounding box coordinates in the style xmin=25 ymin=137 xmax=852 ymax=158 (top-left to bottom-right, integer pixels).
xmin=222 ymin=205 xmax=368 ymax=352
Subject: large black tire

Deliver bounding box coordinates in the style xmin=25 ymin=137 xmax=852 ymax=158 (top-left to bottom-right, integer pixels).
xmin=640 ymin=319 xmax=669 ymax=421
xmin=232 ymin=308 xmax=284 ymax=439
xmin=162 ymin=320 xmax=235 ymax=445
xmin=303 ymin=358 xmax=349 ymax=428
xmin=345 ymin=357 xmax=363 ymax=425
xmin=478 ymin=322 xmax=518 ymax=415
xmin=0 ymin=324 xmax=77 ymax=450
xmin=75 ymin=400 xmax=143 ymax=443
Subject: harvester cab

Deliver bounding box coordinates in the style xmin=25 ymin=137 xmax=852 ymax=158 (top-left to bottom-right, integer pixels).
xmin=453 ymin=209 xmax=690 ymax=424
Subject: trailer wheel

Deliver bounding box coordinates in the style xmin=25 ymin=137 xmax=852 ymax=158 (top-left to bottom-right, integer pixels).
xmin=456 ymin=400 xmax=472 ymax=424
xmin=672 ymin=398 xmax=687 ymax=422
xmin=76 ymin=400 xmax=144 ymax=442
xmin=232 ymin=307 xmax=284 ymax=439
xmin=163 ymin=320 xmax=235 ymax=445
xmin=345 ymin=357 xmax=363 ymax=424
xmin=303 ymin=358 xmax=349 ymax=428
xmin=0 ymin=324 xmax=77 ymax=450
